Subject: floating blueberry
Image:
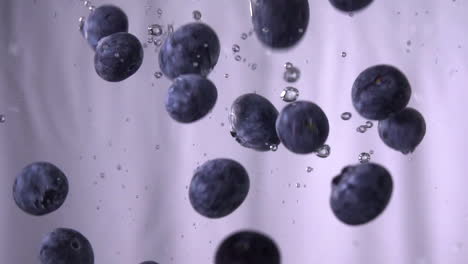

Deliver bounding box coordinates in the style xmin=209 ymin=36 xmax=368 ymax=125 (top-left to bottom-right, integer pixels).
xmin=229 ymin=93 xmax=280 ymax=151
xmin=352 ymin=64 xmax=411 ymax=120
xmin=329 ymin=0 xmax=373 ymax=12
xmin=94 ymin=32 xmax=143 ymax=82
xmin=13 ymin=162 xmax=69 ymax=216
xmin=39 ymin=228 xmax=94 ymax=264
xmin=83 ymin=5 xmax=128 ymax=50
xmin=215 ymin=230 xmax=280 ymax=264
xmin=251 ymin=0 xmax=309 ymax=49
xmin=159 ymin=23 xmax=220 ymax=79
xmin=330 ymin=163 xmax=393 ymax=225
xmin=189 ymin=159 xmax=250 ymax=218
xmin=165 ymin=74 xmax=217 ymax=123
xmin=275 ymin=101 xmax=329 ymax=154
xmin=378 ymin=107 xmax=426 ymax=154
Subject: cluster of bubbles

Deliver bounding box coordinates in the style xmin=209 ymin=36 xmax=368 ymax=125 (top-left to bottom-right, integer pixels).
xmin=356 ymin=121 xmax=374 ymax=133
xmin=280 ymin=62 xmax=300 ymax=102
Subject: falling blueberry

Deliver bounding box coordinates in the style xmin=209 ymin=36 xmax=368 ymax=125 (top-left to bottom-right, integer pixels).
xmin=276 ymin=101 xmax=330 ymax=154
xmin=330 ymin=163 xmax=393 ymax=225
xmin=189 ymin=159 xmax=249 ymax=218
xmin=83 ymin=5 xmax=128 ymax=50
xmin=378 ymin=107 xmax=426 ymax=154
xmin=159 ymin=22 xmax=220 ymax=79
xmin=215 ymin=230 xmax=280 ymax=264
xmin=251 ymin=0 xmax=310 ymax=49
xmin=229 ymin=93 xmax=280 ymax=151
xmin=352 ymin=64 xmax=411 ymax=120
xmin=329 ymin=0 xmax=373 ymax=12
xmin=39 ymin=228 xmax=94 ymax=264
xmin=165 ymin=74 xmax=217 ymax=123
xmin=94 ymin=32 xmax=144 ymax=82
xmin=13 ymin=162 xmax=69 ymax=216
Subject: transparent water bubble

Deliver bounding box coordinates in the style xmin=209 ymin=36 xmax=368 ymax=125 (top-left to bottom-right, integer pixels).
xmin=357 ymin=125 xmax=367 ymax=133
xmin=369 ymin=150 xmax=374 ymax=155
xmin=358 ymin=152 xmax=371 ymax=163
xmin=316 ymin=144 xmax=331 ymax=158
xmin=251 ymin=63 xmax=257 ymax=70
xmin=155 ymin=39 xmax=162 ymax=46
xmin=365 ymin=121 xmax=373 ymax=128
xmin=148 ymin=24 xmax=163 ymax=36
xmin=341 ymin=51 xmax=347 ymax=57
xmin=306 ymin=166 xmax=313 ymax=173
xmin=283 ymin=66 xmax=301 ymax=82
xmin=154 ymin=72 xmax=163 ymax=78
xmin=0 ymin=114 xmax=5 ymax=123
xmin=284 ymin=62 xmax=293 ymax=69
xmin=157 ymin=8 xmax=163 ymax=15
xmin=280 ymin=87 xmax=299 ymax=102
xmin=147 ymin=37 xmax=154 ymax=44
xmin=269 ymin=144 xmax=278 ymax=151
xmin=193 ymin=10 xmax=202 ymax=20
xmin=232 ymin=44 xmax=240 ymax=53
xmin=241 ymin=33 xmax=248 ymax=40
xmin=235 ymin=55 xmax=242 ymax=61
xmin=341 ymin=112 xmax=352 ymax=120
xmin=224 ymin=73 xmax=229 ymax=78
xmin=296 ymin=183 xmax=301 ymax=188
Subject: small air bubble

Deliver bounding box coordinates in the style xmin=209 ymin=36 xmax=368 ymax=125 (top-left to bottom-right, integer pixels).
xmin=280 ymin=87 xmax=299 ymax=102
xmin=232 ymin=44 xmax=240 ymax=53
xmin=269 ymin=144 xmax=278 ymax=151
xmin=241 ymin=33 xmax=248 ymax=40
xmin=0 ymin=114 xmax=6 ymax=123
xmin=284 ymin=62 xmax=293 ymax=69
xmin=283 ymin=66 xmax=301 ymax=82
xmin=358 ymin=152 xmax=371 ymax=163
xmin=296 ymin=183 xmax=301 ymax=188
xmin=365 ymin=121 xmax=373 ymax=128
xmin=306 ymin=166 xmax=313 ymax=173
xmin=192 ymin=10 xmax=202 ymax=20
xmin=78 ymin=16 xmax=85 ymax=31
xmin=251 ymin=63 xmax=257 ymax=70
xmin=154 ymin=72 xmax=163 ymax=79
xmin=357 ymin=126 xmax=367 ymax=133
xmin=341 ymin=112 xmax=352 ymax=120
xmin=157 ymin=8 xmax=163 ymax=15
xmin=224 ymin=73 xmax=229 ymax=78
xmin=262 ymin=27 xmax=269 ymax=33
xmin=316 ymin=144 xmax=331 ymax=158
xmin=193 ymin=61 xmax=199 ymax=67
xmin=235 ymin=55 xmax=241 ymax=61
xmin=341 ymin=51 xmax=347 ymax=57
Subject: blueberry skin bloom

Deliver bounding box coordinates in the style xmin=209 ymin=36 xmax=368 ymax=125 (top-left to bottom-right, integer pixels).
xmin=165 ymin=74 xmax=217 ymax=123
xmin=189 ymin=159 xmax=250 ymax=218
xmin=39 ymin=228 xmax=94 ymax=264
xmin=215 ymin=230 xmax=280 ymax=264
xmin=13 ymin=162 xmax=69 ymax=216
xmin=94 ymin=32 xmax=143 ymax=82
xmin=352 ymin=64 xmax=411 ymax=120
xmin=84 ymin=5 xmax=128 ymax=50
xmin=275 ymin=101 xmax=329 ymax=154
xmin=251 ymin=0 xmax=309 ymax=49
xmin=329 ymin=0 xmax=373 ymax=12
xmin=159 ymin=23 xmax=220 ymax=79
xmin=378 ymin=107 xmax=426 ymax=154
xmin=330 ymin=163 xmax=393 ymax=226
xmin=229 ymin=93 xmax=280 ymax=151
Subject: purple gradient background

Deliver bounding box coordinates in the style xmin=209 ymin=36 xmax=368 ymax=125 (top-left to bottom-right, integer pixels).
xmin=0 ymin=0 xmax=467 ymax=263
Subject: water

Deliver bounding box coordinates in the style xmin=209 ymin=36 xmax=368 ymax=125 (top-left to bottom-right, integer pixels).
xmin=280 ymin=87 xmax=299 ymax=102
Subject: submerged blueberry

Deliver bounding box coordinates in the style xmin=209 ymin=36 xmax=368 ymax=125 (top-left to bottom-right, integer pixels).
xmin=39 ymin=228 xmax=94 ymax=264
xmin=329 ymin=0 xmax=373 ymax=12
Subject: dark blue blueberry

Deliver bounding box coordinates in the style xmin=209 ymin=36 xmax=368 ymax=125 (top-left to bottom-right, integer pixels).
xmin=13 ymin=162 xmax=69 ymax=216
xmin=83 ymin=5 xmax=128 ymax=50
xmin=159 ymin=23 xmax=220 ymax=79
xmin=378 ymin=107 xmax=426 ymax=154
xmin=275 ymin=101 xmax=329 ymax=154
xmin=229 ymin=93 xmax=280 ymax=151
xmin=251 ymin=0 xmax=309 ymax=49
xmin=165 ymin=74 xmax=217 ymax=123
xmin=329 ymin=0 xmax=373 ymax=12
xmin=352 ymin=64 xmax=411 ymax=120
xmin=330 ymin=163 xmax=393 ymax=225
xmin=215 ymin=230 xmax=280 ymax=264
xmin=189 ymin=159 xmax=250 ymax=218
xmin=39 ymin=228 xmax=94 ymax=264
xmin=94 ymin=32 xmax=143 ymax=82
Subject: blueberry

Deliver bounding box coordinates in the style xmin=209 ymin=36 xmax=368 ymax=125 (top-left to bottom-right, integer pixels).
xmin=165 ymin=74 xmax=217 ymax=123
xmin=13 ymin=162 xmax=69 ymax=216
xmin=83 ymin=5 xmax=128 ymax=50
xmin=189 ymin=159 xmax=250 ymax=218
xmin=251 ymin=0 xmax=309 ymax=49
xmin=330 ymin=163 xmax=393 ymax=225
xmin=39 ymin=228 xmax=94 ymax=264
xmin=275 ymin=101 xmax=329 ymax=154
xmin=94 ymin=32 xmax=143 ymax=82
xmin=215 ymin=230 xmax=280 ymax=264
xmin=378 ymin=107 xmax=426 ymax=154
xmin=352 ymin=64 xmax=411 ymax=120
xmin=329 ymin=0 xmax=373 ymax=12
xmin=229 ymin=93 xmax=280 ymax=151
xmin=159 ymin=23 xmax=220 ymax=79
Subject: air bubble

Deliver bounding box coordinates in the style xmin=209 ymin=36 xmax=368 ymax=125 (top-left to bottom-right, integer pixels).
xmin=365 ymin=121 xmax=373 ymax=128
xmin=251 ymin=63 xmax=257 ymax=70
xmin=157 ymin=8 xmax=163 ymax=15
xmin=148 ymin=24 xmax=163 ymax=36
xmin=357 ymin=126 xmax=367 ymax=133
xmin=341 ymin=51 xmax=347 ymax=57
xmin=262 ymin=27 xmax=269 ymax=33
xmin=284 ymin=62 xmax=293 ymax=69
xmin=235 ymin=55 xmax=241 ymax=61
xmin=224 ymin=73 xmax=229 ymax=78
xmin=193 ymin=61 xmax=199 ymax=67
xmin=154 ymin=72 xmax=163 ymax=78
xmin=232 ymin=44 xmax=240 ymax=53
xmin=306 ymin=166 xmax=313 ymax=173
xmin=296 ymin=183 xmax=301 ymax=188
xmin=0 ymin=114 xmax=5 ymax=123
xmin=358 ymin=152 xmax=371 ymax=163
xmin=283 ymin=66 xmax=301 ymax=82
xmin=280 ymin=87 xmax=299 ymax=102
xmin=193 ymin=10 xmax=202 ymax=20
xmin=269 ymin=144 xmax=278 ymax=151
xmin=241 ymin=33 xmax=248 ymax=40
xmin=341 ymin=112 xmax=352 ymax=120
xmin=316 ymin=144 xmax=331 ymax=158
xmin=78 ymin=17 xmax=85 ymax=31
